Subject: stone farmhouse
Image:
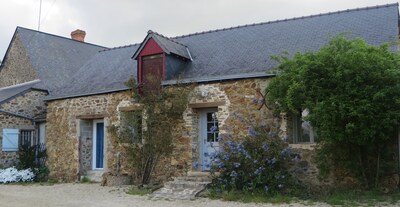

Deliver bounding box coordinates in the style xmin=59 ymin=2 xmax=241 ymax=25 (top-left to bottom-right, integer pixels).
xmin=0 ymin=3 xmax=398 ymax=186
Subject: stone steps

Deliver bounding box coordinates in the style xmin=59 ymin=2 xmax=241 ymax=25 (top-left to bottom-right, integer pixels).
xmin=85 ymin=170 xmax=104 ymax=182
xmin=151 ymin=173 xmax=212 ymax=200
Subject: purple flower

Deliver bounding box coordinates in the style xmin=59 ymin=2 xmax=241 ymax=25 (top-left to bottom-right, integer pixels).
xmin=248 ymin=127 xmax=258 ymax=137
xmin=262 ymin=143 xmax=269 ymax=151
xmin=234 ymin=162 xmax=241 ymax=168
xmin=223 ymin=154 xmax=229 ymax=161
xmin=210 ymin=126 xmax=218 ymax=133
xmin=230 ymin=171 xmax=238 ymax=178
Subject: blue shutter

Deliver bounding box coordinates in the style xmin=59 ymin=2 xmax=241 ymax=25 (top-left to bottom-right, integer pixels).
xmin=2 ymin=128 xmax=19 ymax=151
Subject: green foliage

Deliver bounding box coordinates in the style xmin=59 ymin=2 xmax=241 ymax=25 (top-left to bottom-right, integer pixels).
xmin=209 ymin=119 xmax=304 ymax=196
xmin=314 ymin=190 xmax=400 ymax=206
xmin=112 ymin=76 xmax=192 ymax=185
xmin=205 ymin=189 xmax=296 ymax=204
xmin=266 ymin=36 xmax=400 ymax=189
xmin=17 ymin=143 xmax=49 ymax=182
xmin=80 ymin=176 xmax=91 ymax=183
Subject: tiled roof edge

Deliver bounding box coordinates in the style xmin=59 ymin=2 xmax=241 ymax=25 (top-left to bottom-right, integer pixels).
xmin=99 ymin=43 xmax=140 ymax=53
xmin=172 ymin=3 xmax=399 ymax=39
xmin=44 ymin=87 xmax=130 ymax=101
xmin=17 ymin=26 xmax=108 ymax=49
xmin=162 ymin=73 xmax=276 ymax=85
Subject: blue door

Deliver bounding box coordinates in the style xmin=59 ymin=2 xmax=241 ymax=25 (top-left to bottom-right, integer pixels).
xmin=200 ymin=109 xmax=219 ymax=171
xmin=95 ymin=122 xmax=104 ymax=169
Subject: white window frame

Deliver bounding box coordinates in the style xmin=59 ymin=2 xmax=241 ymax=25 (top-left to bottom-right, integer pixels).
xmin=292 ymin=109 xmax=317 ymax=144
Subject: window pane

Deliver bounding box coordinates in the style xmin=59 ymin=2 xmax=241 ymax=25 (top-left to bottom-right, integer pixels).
xmin=300 ymin=121 xmax=311 ymax=143
xmin=121 ymin=111 xmax=142 ymax=143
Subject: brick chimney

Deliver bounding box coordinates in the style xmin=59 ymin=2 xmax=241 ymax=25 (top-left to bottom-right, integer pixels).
xmin=70 ymin=29 xmax=86 ymax=42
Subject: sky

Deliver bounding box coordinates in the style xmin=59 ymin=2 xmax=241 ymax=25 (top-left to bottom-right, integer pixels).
xmin=0 ymin=0 xmax=397 ymax=60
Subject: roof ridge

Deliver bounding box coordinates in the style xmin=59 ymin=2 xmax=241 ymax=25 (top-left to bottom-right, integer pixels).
xmin=0 ymin=79 xmax=41 ymax=91
xmin=172 ymin=3 xmax=399 ymax=39
xmin=16 ymin=26 xmax=108 ymax=49
xmin=149 ymin=30 xmax=188 ymax=47
xmin=99 ymin=43 xmax=140 ymax=53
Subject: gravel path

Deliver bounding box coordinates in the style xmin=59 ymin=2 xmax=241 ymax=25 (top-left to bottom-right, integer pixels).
xmin=0 ymin=183 xmax=320 ymax=207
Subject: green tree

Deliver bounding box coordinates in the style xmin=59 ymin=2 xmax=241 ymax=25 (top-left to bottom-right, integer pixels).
xmin=266 ymin=36 xmax=400 ymax=189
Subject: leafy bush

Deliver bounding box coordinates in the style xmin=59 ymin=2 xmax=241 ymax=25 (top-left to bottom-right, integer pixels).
xmin=266 ymin=36 xmax=400 ymax=189
xmin=209 ymin=119 xmax=301 ymax=196
xmin=17 ymin=143 xmax=48 ymax=182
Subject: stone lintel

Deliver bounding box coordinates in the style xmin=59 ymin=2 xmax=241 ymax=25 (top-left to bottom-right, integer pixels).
xmin=76 ymin=114 xmax=107 ymax=120
xmin=189 ymin=101 xmax=225 ymax=109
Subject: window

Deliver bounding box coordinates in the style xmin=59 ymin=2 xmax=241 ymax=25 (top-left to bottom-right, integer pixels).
xmin=120 ymin=111 xmax=142 ymax=144
xmin=2 ymin=128 xmax=19 ymax=151
xmin=141 ymin=54 xmax=163 ymax=94
xmin=206 ymin=112 xmax=219 ymax=142
xmin=20 ymin=130 xmax=34 ymax=147
xmin=291 ymin=110 xmax=317 ymax=144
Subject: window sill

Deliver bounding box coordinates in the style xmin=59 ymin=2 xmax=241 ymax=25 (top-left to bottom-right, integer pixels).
xmin=289 ymin=143 xmax=316 ymax=150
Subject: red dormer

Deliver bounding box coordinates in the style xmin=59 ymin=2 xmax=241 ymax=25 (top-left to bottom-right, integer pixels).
xmin=133 ymin=30 xmax=191 ymax=92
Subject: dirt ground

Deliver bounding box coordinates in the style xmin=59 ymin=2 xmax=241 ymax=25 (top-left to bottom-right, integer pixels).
xmin=0 ymin=183 xmax=325 ymax=207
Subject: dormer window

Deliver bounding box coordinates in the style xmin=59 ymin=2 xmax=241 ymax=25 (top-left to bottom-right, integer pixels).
xmin=141 ymin=54 xmax=164 ymax=92
xmin=132 ymin=30 xmax=192 ymax=93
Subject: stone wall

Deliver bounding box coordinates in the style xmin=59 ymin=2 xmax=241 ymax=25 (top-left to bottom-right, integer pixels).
xmin=0 ymin=112 xmax=33 ymax=168
xmin=0 ymin=32 xmax=38 ymax=87
xmin=0 ymin=90 xmax=48 ymax=118
xmin=46 ymin=91 xmax=132 ymax=182
xmin=151 ymin=78 xmax=279 ymax=181
xmin=79 ymin=120 xmax=93 ymax=173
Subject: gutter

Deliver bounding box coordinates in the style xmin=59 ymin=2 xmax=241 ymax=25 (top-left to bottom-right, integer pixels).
xmin=162 ymin=73 xmax=276 ymax=86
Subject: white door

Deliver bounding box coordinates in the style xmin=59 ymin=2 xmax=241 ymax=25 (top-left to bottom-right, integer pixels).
xmin=200 ymin=109 xmax=219 ymax=171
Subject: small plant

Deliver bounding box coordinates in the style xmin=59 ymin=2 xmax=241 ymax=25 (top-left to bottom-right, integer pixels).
xmin=17 ymin=143 xmax=49 ymax=182
xmin=80 ymin=176 xmax=91 ymax=183
xmin=209 ymin=115 xmax=303 ymax=196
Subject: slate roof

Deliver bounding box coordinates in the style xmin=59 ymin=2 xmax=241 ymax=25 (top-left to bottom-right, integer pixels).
xmin=0 ymin=80 xmax=46 ymax=104
xmin=4 ymin=27 xmax=106 ymax=93
xmin=46 ymin=3 xmax=399 ymax=101
xmin=172 ymin=3 xmax=399 ymax=80
xmin=132 ymin=30 xmax=191 ymax=60
xmin=46 ymin=44 xmax=138 ymax=100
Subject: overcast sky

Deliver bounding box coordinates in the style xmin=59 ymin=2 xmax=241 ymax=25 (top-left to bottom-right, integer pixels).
xmin=0 ymin=0 xmax=397 ymax=59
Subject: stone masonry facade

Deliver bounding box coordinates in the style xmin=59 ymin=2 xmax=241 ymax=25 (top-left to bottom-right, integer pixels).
xmin=0 ymin=90 xmax=48 ymax=168
xmin=46 ymin=91 xmax=133 ymax=182
xmin=46 ymin=78 xmax=330 ymax=190
xmin=0 ymin=33 xmax=38 ymax=87
xmin=0 ymin=112 xmax=32 ymax=168
xmin=0 ymin=90 xmax=48 ymax=118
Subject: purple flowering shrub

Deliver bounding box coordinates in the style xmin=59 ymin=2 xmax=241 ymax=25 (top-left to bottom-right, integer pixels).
xmin=209 ymin=124 xmax=301 ymax=195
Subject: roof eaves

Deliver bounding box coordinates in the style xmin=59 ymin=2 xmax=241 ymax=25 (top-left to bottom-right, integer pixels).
xmin=0 ymin=109 xmax=33 ymax=121
xmin=44 ymin=87 xmax=130 ymax=101
xmin=162 ymin=73 xmax=276 ymax=85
